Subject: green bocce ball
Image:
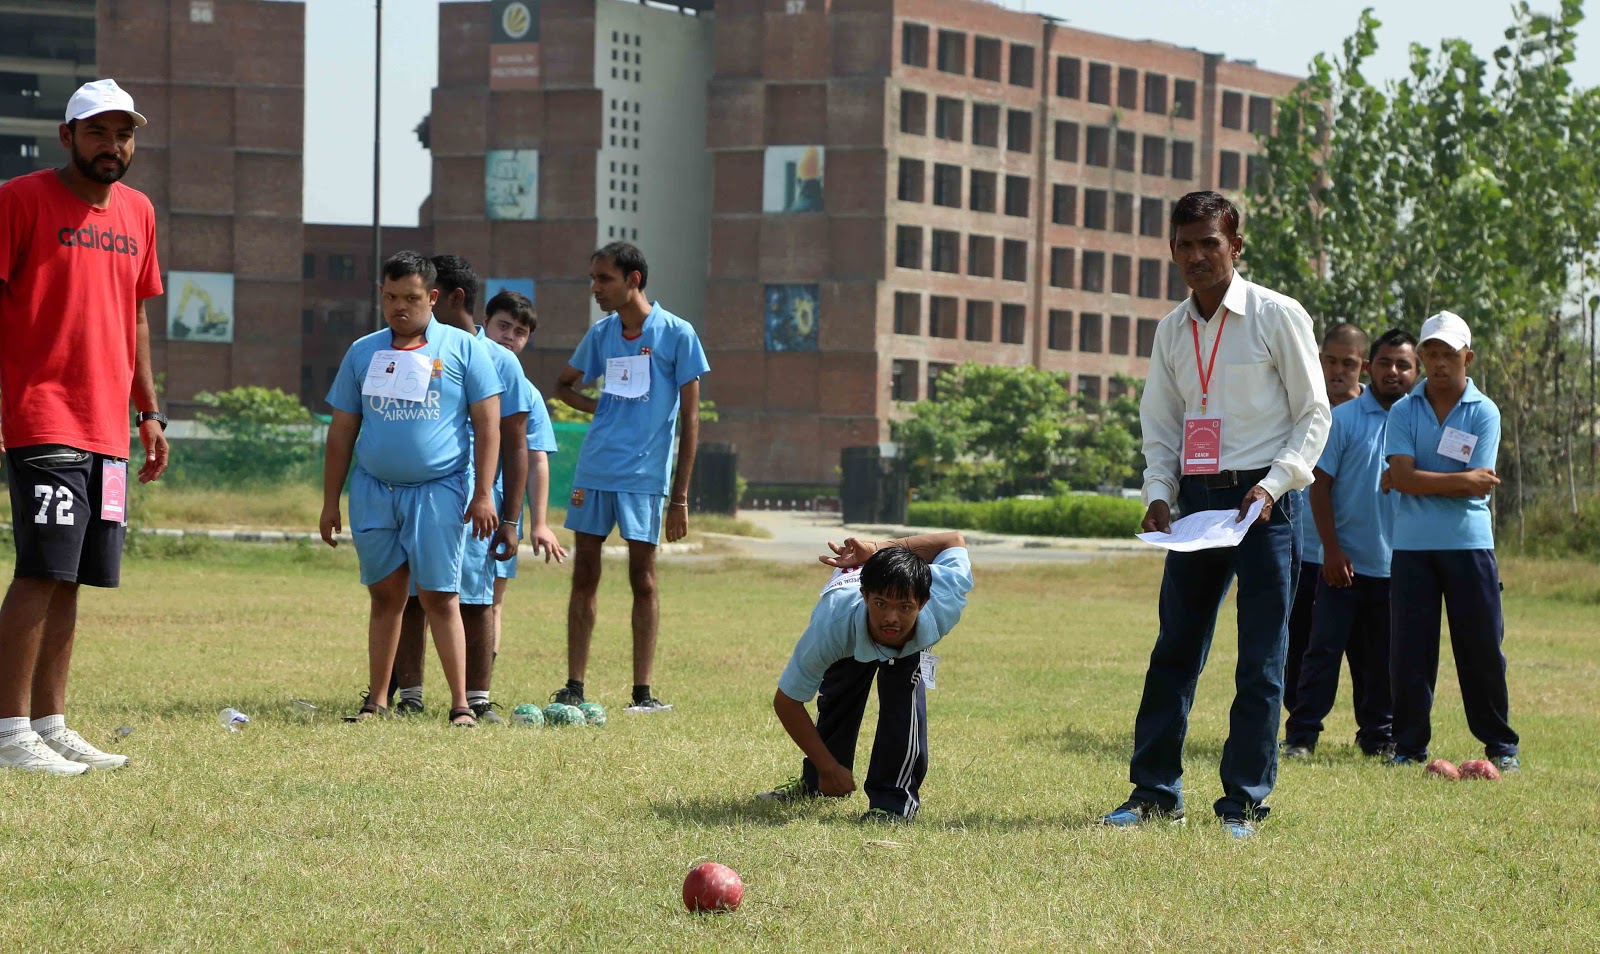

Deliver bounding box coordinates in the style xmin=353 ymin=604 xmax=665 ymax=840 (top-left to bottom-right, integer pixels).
xmin=578 ymin=702 xmax=607 ymax=726
xmin=512 ymin=704 xmax=544 ymax=727
xmin=543 ymin=703 xmax=582 ymax=726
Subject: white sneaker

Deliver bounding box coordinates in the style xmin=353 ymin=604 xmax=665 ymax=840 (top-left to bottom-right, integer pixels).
xmin=43 ymin=727 xmax=129 ymax=771
xmin=0 ymin=731 xmax=90 ymax=776
xmin=624 ymin=697 xmax=673 ymax=714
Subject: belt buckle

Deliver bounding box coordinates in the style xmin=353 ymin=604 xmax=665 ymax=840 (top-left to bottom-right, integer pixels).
xmin=1207 ymin=470 xmax=1237 ymax=489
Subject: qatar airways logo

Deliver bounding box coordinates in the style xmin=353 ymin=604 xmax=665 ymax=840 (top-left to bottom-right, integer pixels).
xmin=58 ymin=224 xmax=140 ymax=256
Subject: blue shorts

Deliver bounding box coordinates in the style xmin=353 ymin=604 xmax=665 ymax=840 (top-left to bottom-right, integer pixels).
xmin=563 ymin=488 xmax=663 ymax=546
xmin=455 ymin=484 xmax=505 ymax=605
xmin=349 ymin=468 xmax=470 ymax=593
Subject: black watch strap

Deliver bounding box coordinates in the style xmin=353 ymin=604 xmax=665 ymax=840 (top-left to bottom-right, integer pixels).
xmin=138 ymin=411 xmax=169 ymax=429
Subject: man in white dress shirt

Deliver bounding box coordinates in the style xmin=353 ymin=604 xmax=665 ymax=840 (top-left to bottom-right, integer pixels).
xmin=1101 ymin=191 xmax=1330 ymax=838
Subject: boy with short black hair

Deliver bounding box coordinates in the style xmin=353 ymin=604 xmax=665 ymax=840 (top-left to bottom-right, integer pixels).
xmin=1383 ymin=311 xmax=1518 ymax=771
xmin=320 ymin=250 xmax=503 ymax=727
xmin=758 ymin=531 xmax=972 ymax=822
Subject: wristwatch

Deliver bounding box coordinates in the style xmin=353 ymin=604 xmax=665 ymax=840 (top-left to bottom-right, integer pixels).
xmin=137 ymin=410 xmax=169 ymax=430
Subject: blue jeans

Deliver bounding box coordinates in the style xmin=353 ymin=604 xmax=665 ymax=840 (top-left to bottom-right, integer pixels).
xmin=1389 ymin=549 xmax=1518 ymax=761
xmin=1128 ymin=472 xmax=1299 ymax=820
xmin=1284 ymin=574 xmax=1393 ymax=752
xmin=1283 ymin=559 xmax=1319 ymax=714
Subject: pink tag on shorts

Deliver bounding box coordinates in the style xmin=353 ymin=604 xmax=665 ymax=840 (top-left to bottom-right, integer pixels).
xmin=102 ymin=460 xmax=128 ymax=524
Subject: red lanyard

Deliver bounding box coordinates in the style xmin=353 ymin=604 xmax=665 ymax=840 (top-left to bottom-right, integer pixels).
xmin=1190 ymin=308 xmax=1228 ymax=415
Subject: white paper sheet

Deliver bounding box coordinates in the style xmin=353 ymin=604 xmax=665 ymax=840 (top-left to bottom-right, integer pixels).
xmin=1136 ymin=498 xmax=1265 ymax=552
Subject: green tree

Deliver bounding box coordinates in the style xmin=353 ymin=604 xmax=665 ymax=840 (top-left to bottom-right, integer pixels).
xmin=188 ymin=386 xmax=319 ymax=485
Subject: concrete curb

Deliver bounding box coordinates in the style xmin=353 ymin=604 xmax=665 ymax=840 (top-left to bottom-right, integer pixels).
xmin=840 ymin=522 xmax=1150 ymax=553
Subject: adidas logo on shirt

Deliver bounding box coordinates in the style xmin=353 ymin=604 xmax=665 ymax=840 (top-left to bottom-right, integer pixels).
xmin=57 ymin=224 xmax=140 ymax=256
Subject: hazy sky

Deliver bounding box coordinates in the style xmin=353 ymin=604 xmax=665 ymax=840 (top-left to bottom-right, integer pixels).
xmin=302 ymin=0 xmax=1600 ymax=226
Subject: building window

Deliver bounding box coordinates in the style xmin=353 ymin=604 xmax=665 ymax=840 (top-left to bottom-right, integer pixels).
xmin=1049 ymin=247 xmax=1074 ymax=288
xmin=891 ymin=359 xmax=919 ymax=401
xmin=932 ymin=163 xmax=962 ymax=207
xmin=927 ymin=362 xmax=956 ymax=400
xmin=1219 ymin=150 xmax=1241 ymax=190
xmin=968 ymin=235 xmax=996 ymax=277
xmin=1222 ymin=90 xmax=1243 ymax=129
xmin=1080 ymin=374 xmax=1102 ymax=402
xmin=1048 ymin=310 xmax=1073 ymax=350
xmin=302 ymin=254 xmax=316 ymax=279
xmin=1117 ymin=67 xmax=1139 ymax=109
xmin=1110 ymin=315 xmax=1130 ymax=355
xmin=1167 ymin=260 xmax=1188 ymax=301
xmin=965 ymin=300 xmax=994 ymax=341
xmin=1248 ymin=95 xmax=1274 ymax=134
xmin=897 ymin=158 xmax=925 ymax=202
xmin=1140 ymin=197 xmax=1165 ymax=237
xmin=1001 ymin=239 xmax=1027 ymax=282
xmin=970 ymin=170 xmax=997 ymax=212
xmin=900 ymin=90 xmax=927 ymax=135
xmin=972 ymin=103 xmax=1000 ymax=147
xmin=1137 ymin=318 xmax=1159 ymax=357
xmin=326 ymin=309 xmax=356 ymax=333
xmin=1113 ymin=192 xmax=1134 ymax=234
xmin=935 ymin=96 xmax=964 ymax=141
xmin=936 ymin=30 xmax=965 ymax=74
xmin=1111 ymin=254 xmax=1132 ymax=295
xmin=1172 ymin=140 xmax=1195 ymax=180
xmin=1115 ymin=130 xmax=1136 ymax=172
xmin=973 ymin=36 xmax=1002 ymax=81
xmin=1085 ymin=126 xmax=1110 ymax=167
xmin=896 ymin=225 xmax=923 ymax=269
xmin=1081 ymin=251 xmax=1106 ymax=292
xmin=1057 ymin=56 xmax=1081 ymax=98
xmin=1142 ymin=135 xmax=1167 ymax=176
xmin=1137 ymin=258 xmax=1163 ymax=298
xmin=1054 ymin=121 xmax=1079 ymax=162
xmin=1006 ymin=109 xmax=1033 ymax=154
xmin=1003 ymin=176 xmax=1029 ymax=217
xmin=301 ymin=364 xmax=314 ymax=398
xmin=1247 ymin=154 xmax=1268 ymax=190
xmin=1051 ymin=184 xmax=1077 ymax=226
xmin=931 ymin=229 xmax=961 ymax=273
xmin=328 ymin=254 xmax=356 ymax=280
xmin=1079 ymin=312 xmax=1104 ymax=352
xmin=301 ymin=309 xmax=315 ymax=334
xmin=902 ymin=23 xmax=929 ymax=67
xmin=894 ymin=292 xmax=921 ymax=334
xmin=1000 ymin=304 xmax=1026 ymax=344
xmin=1083 ymin=189 xmax=1107 ymax=230
xmin=1009 ymin=43 xmax=1034 ymax=87
xmin=929 ymin=297 xmax=958 ymax=338
xmin=1087 ymin=62 xmax=1111 ymax=104
xmin=1109 ymin=377 xmax=1130 ymax=401
xmin=1174 ymin=79 xmax=1197 ymax=119
xmin=1144 ymin=73 xmax=1168 ymax=114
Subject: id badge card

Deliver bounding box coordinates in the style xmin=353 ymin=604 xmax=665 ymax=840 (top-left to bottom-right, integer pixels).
xmin=1182 ymin=414 xmax=1223 ymax=475
xmin=919 ymin=652 xmax=940 ymax=690
xmin=603 ymin=354 xmax=651 ymax=399
xmin=1437 ymin=426 xmax=1477 ymax=464
xmin=362 ymin=349 xmax=432 ymax=402
xmin=102 ymin=460 xmax=128 ymax=525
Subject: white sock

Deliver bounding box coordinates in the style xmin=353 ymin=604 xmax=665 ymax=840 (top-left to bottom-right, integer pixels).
xmin=467 ymin=690 xmax=490 ymax=707
xmin=0 ymin=716 xmax=31 ymax=743
xmin=31 ymin=714 xmax=66 ymax=738
xmin=399 ymin=686 xmax=423 ymax=706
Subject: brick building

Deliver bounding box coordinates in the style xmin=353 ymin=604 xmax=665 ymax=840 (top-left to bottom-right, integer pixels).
xmin=704 ymin=0 xmax=1298 ymax=485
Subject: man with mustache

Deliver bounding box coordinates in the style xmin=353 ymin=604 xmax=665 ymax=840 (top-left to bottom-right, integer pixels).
xmin=0 ymin=80 xmax=168 ymax=774
xmin=1283 ymin=328 xmax=1420 ymax=760
xmin=1101 ymin=191 xmax=1329 ymax=837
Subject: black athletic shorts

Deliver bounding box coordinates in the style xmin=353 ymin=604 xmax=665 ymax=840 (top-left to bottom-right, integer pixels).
xmin=6 ymin=444 xmax=128 ymax=588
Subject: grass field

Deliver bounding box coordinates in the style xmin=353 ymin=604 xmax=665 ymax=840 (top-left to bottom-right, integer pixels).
xmin=0 ymin=541 xmax=1596 ymax=951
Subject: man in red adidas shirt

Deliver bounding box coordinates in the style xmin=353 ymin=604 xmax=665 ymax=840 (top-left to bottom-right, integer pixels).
xmin=0 ymin=79 xmax=167 ymax=775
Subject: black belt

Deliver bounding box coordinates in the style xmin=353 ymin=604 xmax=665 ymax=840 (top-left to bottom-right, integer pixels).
xmin=1184 ymin=467 xmax=1271 ymax=490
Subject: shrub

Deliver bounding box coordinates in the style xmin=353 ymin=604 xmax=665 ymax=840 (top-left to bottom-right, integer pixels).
xmin=907 ymin=494 xmax=1143 ymax=539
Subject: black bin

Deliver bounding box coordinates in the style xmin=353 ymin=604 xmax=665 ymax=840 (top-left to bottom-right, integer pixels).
xmin=840 ymin=445 xmax=908 ymax=525
xmin=690 ymin=442 xmax=739 ymax=515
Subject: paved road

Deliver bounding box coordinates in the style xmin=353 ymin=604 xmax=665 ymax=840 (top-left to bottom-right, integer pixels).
xmin=693 ymin=509 xmax=1157 ymax=567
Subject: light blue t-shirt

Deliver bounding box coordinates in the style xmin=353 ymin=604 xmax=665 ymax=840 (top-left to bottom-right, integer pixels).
xmin=327 ymin=317 xmax=503 ymax=486
xmin=526 ymin=379 xmax=558 ymax=453
xmin=569 ymin=304 xmax=711 ymax=495
xmin=1385 ymin=377 xmax=1499 ymax=551
xmin=1293 ymin=488 xmax=1322 ymax=565
xmin=1315 ymin=388 xmax=1395 ymax=578
xmin=777 ymin=548 xmax=975 ymax=703
xmin=473 ymin=326 xmax=536 ymax=493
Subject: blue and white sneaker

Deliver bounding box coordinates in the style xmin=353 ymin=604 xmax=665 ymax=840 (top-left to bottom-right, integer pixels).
xmin=1493 ymin=755 xmax=1521 ymax=774
xmin=1099 ymin=799 xmax=1185 ymax=827
xmin=1220 ymin=815 xmax=1257 ymax=839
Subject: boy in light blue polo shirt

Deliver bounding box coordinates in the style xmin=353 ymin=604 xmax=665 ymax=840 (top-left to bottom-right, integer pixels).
xmin=1382 ymin=311 xmax=1518 ymax=771
xmin=757 ymin=532 xmax=972 ymax=823
xmin=1284 ymin=329 xmax=1419 ymax=758
xmin=320 ymin=251 xmax=503 ymax=727
xmin=551 ymin=243 xmax=710 ymax=714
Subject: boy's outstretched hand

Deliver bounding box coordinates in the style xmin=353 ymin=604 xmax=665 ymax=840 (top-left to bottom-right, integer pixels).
xmin=820 ymin=537 xmax=879 ymax=569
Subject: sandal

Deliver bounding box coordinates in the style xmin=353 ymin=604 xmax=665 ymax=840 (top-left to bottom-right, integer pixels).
xmin=448 ymin=707 xmax=478 ymax=728
xmin=344 ymin=692 xmax=389 ymax=723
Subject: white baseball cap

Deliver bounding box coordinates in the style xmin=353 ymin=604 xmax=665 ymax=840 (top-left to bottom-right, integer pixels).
xmin=65 ymin=79 xmax=148 ymax=127
xmin=1418 ymin=311 xmax=1471 ymax=351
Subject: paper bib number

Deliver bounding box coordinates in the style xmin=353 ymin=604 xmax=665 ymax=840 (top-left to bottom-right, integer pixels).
xmin=1437 ymin=426 xmax=1477 ymax=464
xmin=603 ymin=354 xmax=651 ymax=399
xmin=362 ymin=349 xmax=433 ymax=402
xmin=919 ymin=652 xmax=940 ymax=690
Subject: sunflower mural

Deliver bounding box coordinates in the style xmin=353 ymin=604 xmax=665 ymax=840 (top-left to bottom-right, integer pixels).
xmin=763 ymin=284 xmax=820 ymax=352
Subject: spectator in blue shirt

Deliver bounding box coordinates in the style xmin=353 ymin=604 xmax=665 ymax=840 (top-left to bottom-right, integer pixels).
xmin=757 ymin=532 xmax=972 ymax=822
xmin=551 ymin=243 xmax=710 ymax=714
xmin=1382 ymin=311 xmax=1518 ymax=772
xmin=1284 ymin=328 xmax=1419 ymax=759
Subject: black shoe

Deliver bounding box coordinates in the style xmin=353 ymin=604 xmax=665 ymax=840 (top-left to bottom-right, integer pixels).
xmin=394 ymin=698 xmax=424 ymax=717
xmin=471 ymin=700 xmax=505 ymax=725
xmin=1362 ymin=742 xmax=1396 ymax=759
xmin=859 ymin=807 xmax=912 ymax=825
xmin=1100 ymin=798 xmax=1185 ymax=827
xmin=550 ymin=685 xmax=584 ymax=707
xmin=1281 ymin=744 xmax=1314 ymax=760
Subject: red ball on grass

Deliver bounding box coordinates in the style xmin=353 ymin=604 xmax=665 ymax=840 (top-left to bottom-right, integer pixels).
xmin=683 ymin=861 xmax=744 ymax=914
